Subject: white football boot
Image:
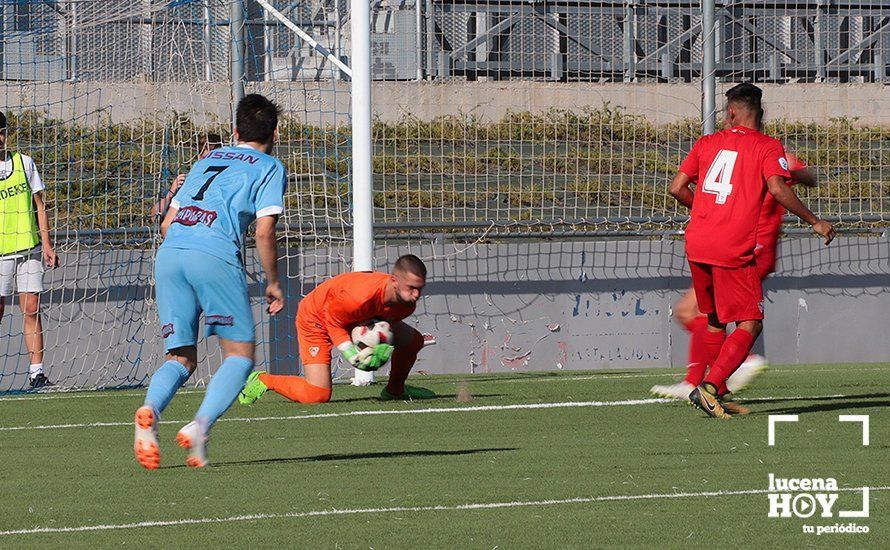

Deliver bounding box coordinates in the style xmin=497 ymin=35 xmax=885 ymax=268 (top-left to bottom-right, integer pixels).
xmin=134 ymin=405 xmax=161 ymax=470
xmin=176 ymin=421 xmax=209 ymax=468
xmin=649 ymin=380 xmax=696 ymax=400
xmin=726 ymin=354 xmax=768 ymax=394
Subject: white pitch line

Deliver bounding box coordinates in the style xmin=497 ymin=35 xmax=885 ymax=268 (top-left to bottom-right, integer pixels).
xmin=2 ymin=486 xmax=887 ymax=537
xmin=3 ymin=389 xmax=886 ymax=433
xmin=0 ymin=389 xmax=203 ymax=403
xmin=496 ymin=365 xmax=890 ymax=385
xmin=0 ymin=398 xmax=673 ymax=432
xmin=3 ymin=365 xmax=888 ymax=402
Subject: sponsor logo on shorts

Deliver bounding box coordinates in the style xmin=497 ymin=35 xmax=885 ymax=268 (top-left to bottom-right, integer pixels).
xmin=309 ymin=346 xmax=320 ymax=357
xmin=758 ymin=300 xmax=765 ymax=313
xmin=314 ymin=323 xmax=323 ymax=329
xmin=172 ymin=205 xmax=219 ymax=227
xmin=161 ymin=323 xmax=175 ymax=338
xmin=205 ymin=314 xmax=234 ymax=326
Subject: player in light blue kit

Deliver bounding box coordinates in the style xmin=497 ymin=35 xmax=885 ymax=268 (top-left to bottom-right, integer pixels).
xmin=134 ymin=94 xmax=286 ymax=469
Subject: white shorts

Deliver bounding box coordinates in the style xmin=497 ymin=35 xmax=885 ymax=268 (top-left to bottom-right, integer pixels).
xmin=0 ymin=255 xmax=45 ymax=296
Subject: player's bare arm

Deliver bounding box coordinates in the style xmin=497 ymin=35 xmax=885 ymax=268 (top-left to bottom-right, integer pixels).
xmin=159 ymin=205 xmax=178 ymax=238
xmin=150 ymin=173 xmax=186 ymax=219
xmin=255 ymin=214 xmax=283 ymax=315
xmin=33 ymin=190 xmax=59 ymax=268
xmin=766 ymin=175 xmax=835 ymax=245
xmin=790 ymin=166 xmax=816 ymax=188
xmin=669 ymin=171 xmax=694 ymax=208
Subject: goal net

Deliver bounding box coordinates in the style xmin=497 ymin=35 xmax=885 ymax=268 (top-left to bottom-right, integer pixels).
xmin=0 ymin=0 xmax=353 ymax=391
xmin=2 ymin=0 xmax=887 ymax=390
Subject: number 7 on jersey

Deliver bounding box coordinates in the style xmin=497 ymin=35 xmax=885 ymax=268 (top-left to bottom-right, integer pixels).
xmin=701 ymin=149 xmax=738 ymax=204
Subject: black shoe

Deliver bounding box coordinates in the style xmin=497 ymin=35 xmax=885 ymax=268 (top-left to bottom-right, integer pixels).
xmin=29 ymin=373 xmax=54 ymax=389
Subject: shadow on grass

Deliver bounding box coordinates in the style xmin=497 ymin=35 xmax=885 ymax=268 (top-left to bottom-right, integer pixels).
xmin=164 ymin=447 xmax=518 ymax=469
xmin=749 ymin=393 xmax=890 ymax=415
xmin=457 ymin=372 xmax=637 ymax=384
xmin=330 ymin=393 xmax=505 ymax=404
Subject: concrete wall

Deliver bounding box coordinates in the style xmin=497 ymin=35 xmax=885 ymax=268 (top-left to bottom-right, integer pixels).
xmin=2 ymin=82 xmax=888 ymax=126
xmin=1 ymin=236 xmax=886 ymax=392
xmin=391 ymin=236 xmax=890 ymax=377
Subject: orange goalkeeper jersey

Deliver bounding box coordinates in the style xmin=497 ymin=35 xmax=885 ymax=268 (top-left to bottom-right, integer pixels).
xmin=299 ymin=271 xmax=416 ymax=347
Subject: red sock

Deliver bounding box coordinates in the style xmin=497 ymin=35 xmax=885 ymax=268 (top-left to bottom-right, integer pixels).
xmin=701 ymin=327 xmax=727 ymax=376
xmin=684 ymin=316 xmax=710 ymax=385
xmin=705 ymin=329 xmax=756 ymax=389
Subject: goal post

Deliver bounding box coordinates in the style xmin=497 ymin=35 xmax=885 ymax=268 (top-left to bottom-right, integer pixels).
xmin=347 ymin=0 xmax=377 ymax=386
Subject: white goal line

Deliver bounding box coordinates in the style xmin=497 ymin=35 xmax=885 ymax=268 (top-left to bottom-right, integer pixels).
xmin=0 ymin=398 xmax=673 ymax=432
xmin=2 ymin=365 xmax=887 ymax=402
xmin=2 ymin=485 xmax=887 ymax=537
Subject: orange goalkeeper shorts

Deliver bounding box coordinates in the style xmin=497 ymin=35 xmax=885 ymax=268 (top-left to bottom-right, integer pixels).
xmin=296 ymin=301 xmax=333 ymax=366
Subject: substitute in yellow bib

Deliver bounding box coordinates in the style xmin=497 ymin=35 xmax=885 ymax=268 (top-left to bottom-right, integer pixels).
xmin=0 ymin=111 xmax=59 ymax=389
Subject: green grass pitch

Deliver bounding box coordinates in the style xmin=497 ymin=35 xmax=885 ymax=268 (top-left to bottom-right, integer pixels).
xmin=0 ymin=363 xmax=887 ymax=547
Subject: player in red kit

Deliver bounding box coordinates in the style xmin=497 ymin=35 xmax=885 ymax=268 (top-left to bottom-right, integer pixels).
xmin=668 ymin=83 xmax=835 ymax=418
xmin=651 ymin=153 xmax=816 ymax=411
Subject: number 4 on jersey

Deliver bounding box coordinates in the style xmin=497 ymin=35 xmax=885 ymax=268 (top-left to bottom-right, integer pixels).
xmin=702 ymin=150 xmax=738 ymax=204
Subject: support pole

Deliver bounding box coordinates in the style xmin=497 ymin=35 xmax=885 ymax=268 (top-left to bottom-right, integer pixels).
xmin=623 ymin=0 xmax=635 ymax=82
xmin=263 ymin=7 xmax=272 ymax=80
xmin=204 ymin=0 xmax=212 ymax=81
xmin=230 ymin=0 xmax=246 ymax=130
xmin=701 ymin=0 xmax=716 ymax=134
xmin=69 ymin=1 xmax=78 ymax=81
xmin=415 ymin=0 xmax=423 ymax=79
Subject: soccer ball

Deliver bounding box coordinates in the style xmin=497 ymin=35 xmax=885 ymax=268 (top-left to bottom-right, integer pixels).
xmin=351 ymin=319 xmax=393 ymax=351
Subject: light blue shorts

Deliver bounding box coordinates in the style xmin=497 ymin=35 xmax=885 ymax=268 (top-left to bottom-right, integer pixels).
xmin=155 ymin=247 xmax=255 ymax=351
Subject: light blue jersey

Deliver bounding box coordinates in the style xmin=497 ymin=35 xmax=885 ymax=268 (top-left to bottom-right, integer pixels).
xmin=161 ymin=144 xmax=286 ymax=266
xmin=155 ymin=143 xmax=285 ymax=349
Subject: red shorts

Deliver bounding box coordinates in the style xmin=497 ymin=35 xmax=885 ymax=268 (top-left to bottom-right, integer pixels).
xmin=689 ymin=260 xmax=764 ymax=324
xmin=296 ymin=302 xmax=333 ymax=366
xmin=754 ymin=244 xmax=777 ymax=280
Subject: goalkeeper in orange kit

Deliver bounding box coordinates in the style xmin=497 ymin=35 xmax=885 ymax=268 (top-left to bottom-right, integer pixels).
xmin=239 ymin=254 xmax=435 ymax=404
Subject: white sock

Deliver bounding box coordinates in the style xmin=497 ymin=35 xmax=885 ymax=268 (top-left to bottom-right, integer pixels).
xmin=29 ymin=363 xmax=44 ymax=379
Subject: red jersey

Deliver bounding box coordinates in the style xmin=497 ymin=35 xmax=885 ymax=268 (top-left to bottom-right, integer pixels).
xmin=755 ymin=153 xmax=805 ymax=254
xmin=301 ymin=271 xmax=415 ymax=347
xmin=679 ymin=126 xmax=791 ymax=268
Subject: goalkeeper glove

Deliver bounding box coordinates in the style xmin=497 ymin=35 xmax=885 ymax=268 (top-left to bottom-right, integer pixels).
xmin=338 ymin=342 xmax=373 ymax=368
xmin=365 ymin=343 xmax=394 ymax=370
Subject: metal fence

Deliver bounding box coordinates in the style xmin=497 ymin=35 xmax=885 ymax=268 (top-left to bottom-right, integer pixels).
xmin=1 ymin=0 xmax=889 ymax=236
xmin=3 ymin=1 xmax=888 ymax=83
xmin=0 ymin=0 xmax=888 ymax=391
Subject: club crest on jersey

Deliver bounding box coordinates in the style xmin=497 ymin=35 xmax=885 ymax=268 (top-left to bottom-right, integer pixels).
xmin=205 ymin=315 xmax=234 ymax=326
xmin=779 ymin=157 xmax=789 ymax=170
xmin=172 ymin=205 xmax=218 ymax=227
xmin=161 ymin=323 xmax=175 ymax=338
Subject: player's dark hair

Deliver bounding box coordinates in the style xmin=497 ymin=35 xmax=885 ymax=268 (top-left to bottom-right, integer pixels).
xmin=394 ymin=254 xmax=427 ymax=279
xmin=236 ymin=94 xmax=281 ymax=144
xmin=725 ymin=82 xmax=764 ymax=123
xmin=0 ymin=111 xmax=6 ymax=132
